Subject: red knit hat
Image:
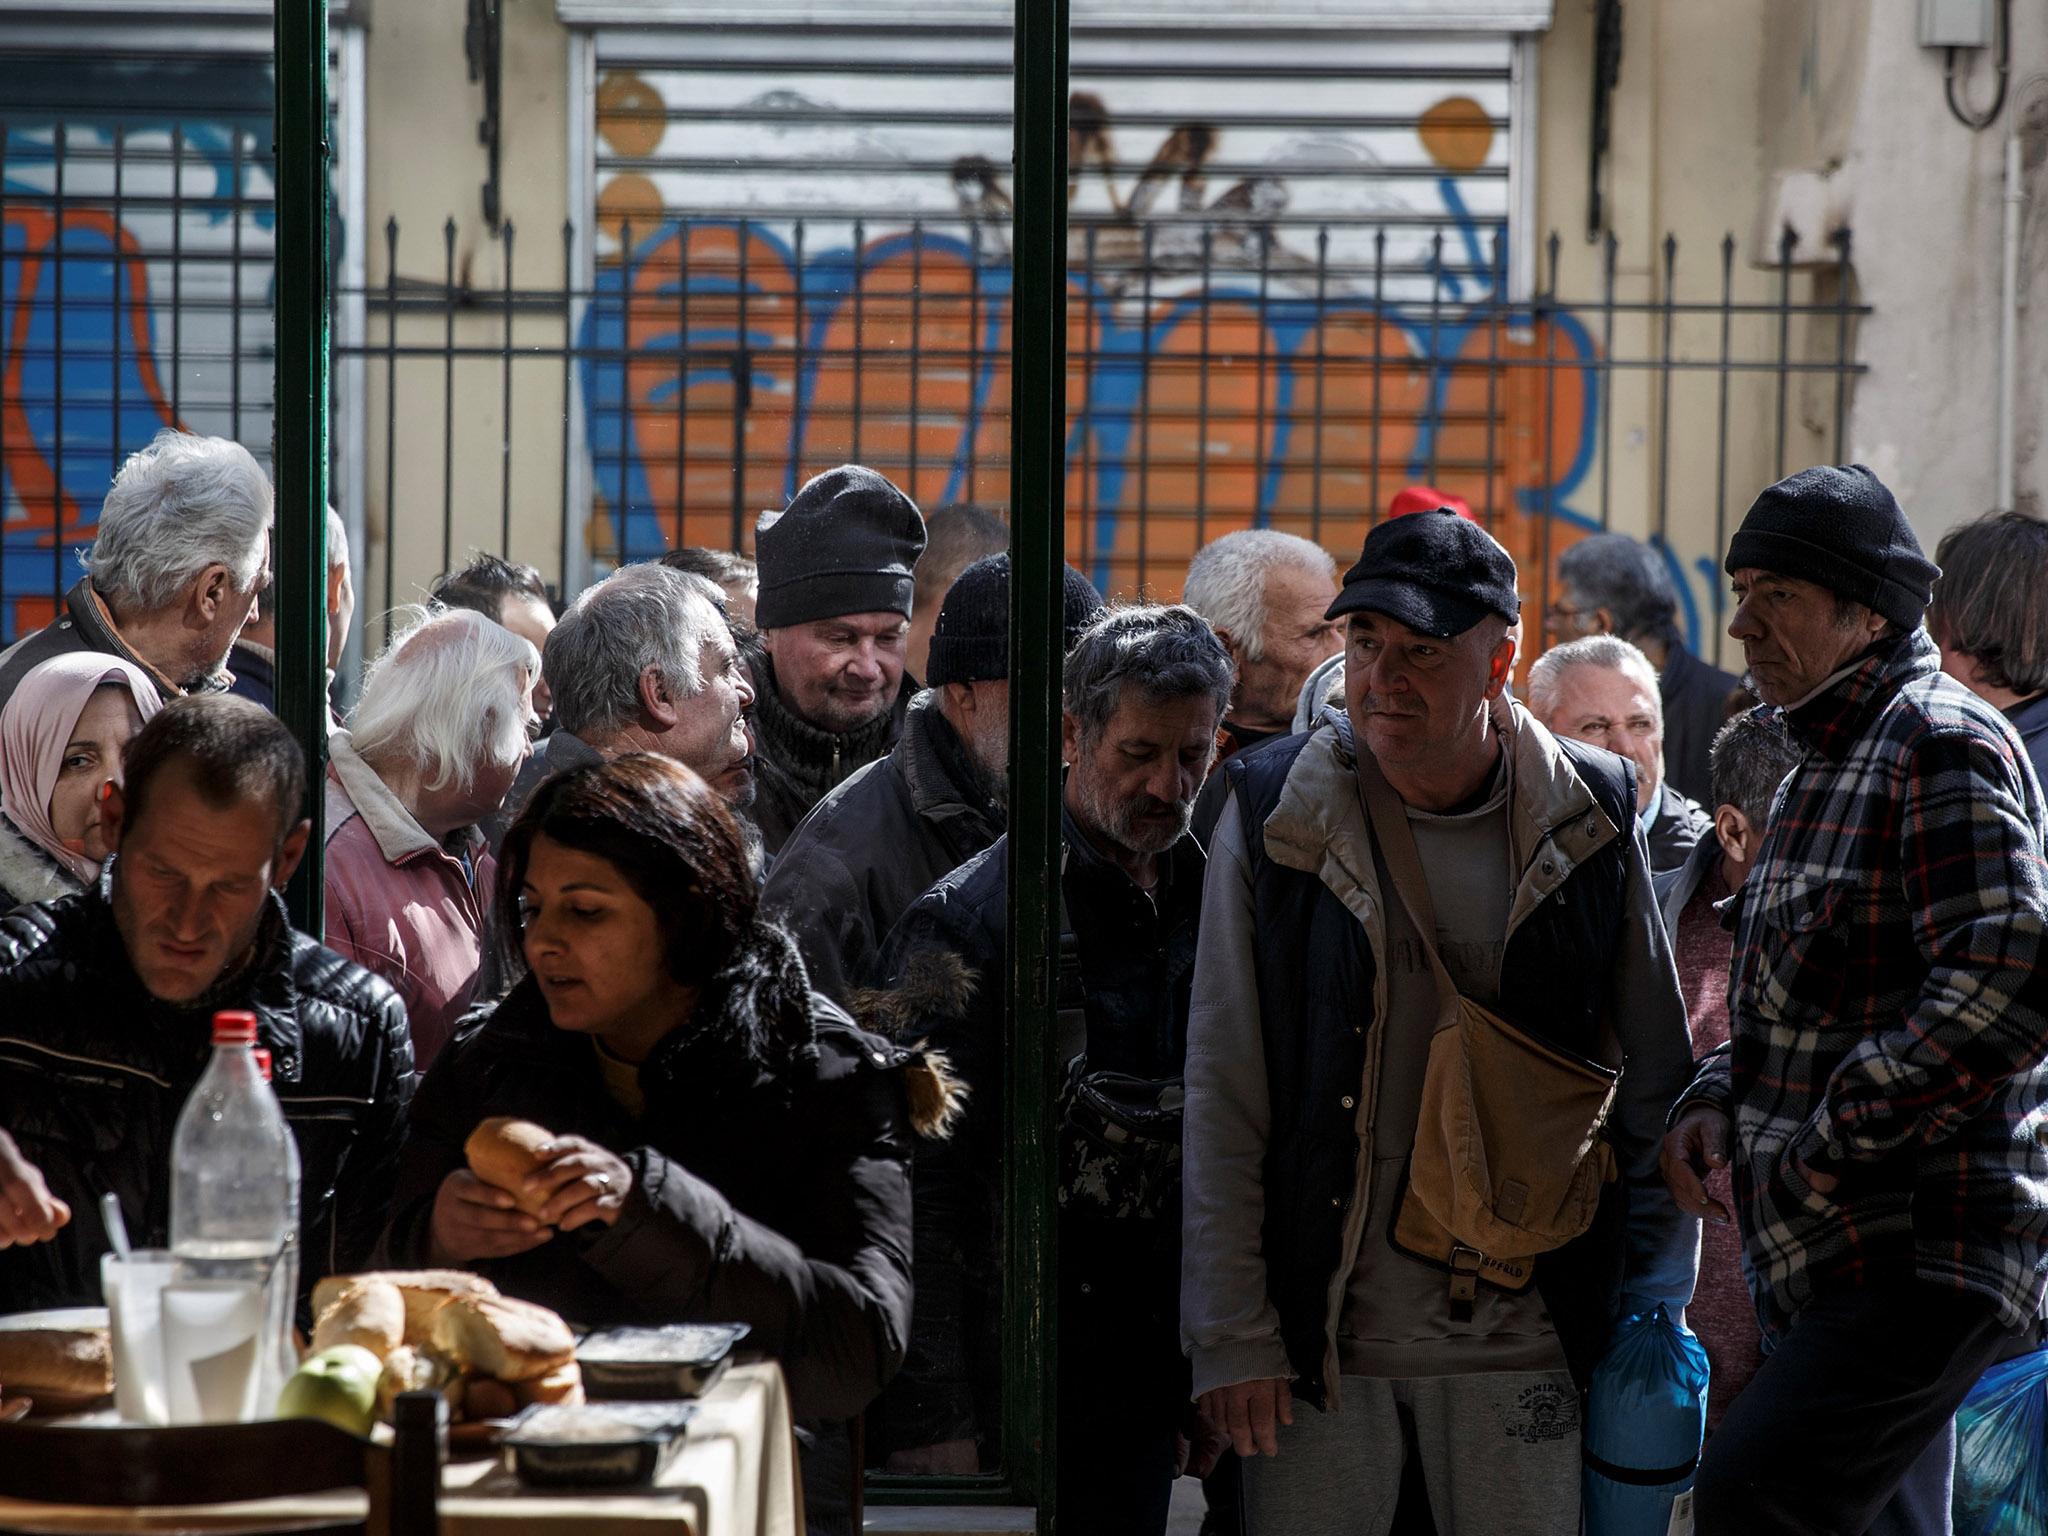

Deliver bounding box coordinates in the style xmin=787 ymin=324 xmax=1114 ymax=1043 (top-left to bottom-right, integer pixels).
xmin=1387 ymin=485 xmax=1478 ymax=522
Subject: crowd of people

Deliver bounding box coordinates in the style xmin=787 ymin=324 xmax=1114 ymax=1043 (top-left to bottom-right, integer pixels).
xmin=1 ymin=425 xmax=2046 ymax=1536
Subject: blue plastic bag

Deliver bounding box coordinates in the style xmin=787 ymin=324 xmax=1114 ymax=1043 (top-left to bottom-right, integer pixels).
xmin=1954 ymin=1347 xmax=2048 ymax=1536
xmin=1583 ymin=1305 xmax=1711 ymax=1536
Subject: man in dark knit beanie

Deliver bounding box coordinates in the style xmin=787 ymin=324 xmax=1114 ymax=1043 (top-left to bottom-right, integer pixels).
xmin=748 ymin=464 xmax=928 ymax=855
xmin=762 ymin=553 xmax=1103 ymax=1002
xmin=1666 ymin=464 xmax=2048 ymax=1536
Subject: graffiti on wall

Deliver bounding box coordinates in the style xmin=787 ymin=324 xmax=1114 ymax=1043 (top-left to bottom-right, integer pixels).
xmin=0 ymin=55 xmax=276 ymax=641
xmin=582 ymin=81 xmax=1605 ymax=603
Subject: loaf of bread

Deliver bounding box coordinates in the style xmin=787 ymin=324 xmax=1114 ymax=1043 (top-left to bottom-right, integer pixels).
xmin=515 ymin=1360 xmax=585 ymax=1408
xmin=428 ymin=1294 xmax=576 ymax=1382
xmin=310 ymin=1269 xmax=498 ymax=1345
xmin=0 ymin=1326 xmax=112 ymax=1397
xmin=464 ymin=1118 xmax=558 ymax=1216
xmin=311 ymin=1277 xmax=405 ymax=1358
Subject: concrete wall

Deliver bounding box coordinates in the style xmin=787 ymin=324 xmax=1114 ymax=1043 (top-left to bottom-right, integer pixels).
xmin=1781 ymin=2 xmax=2048 ymax=548
xmin=1535 ymin=0 xmax=2048 ymax=636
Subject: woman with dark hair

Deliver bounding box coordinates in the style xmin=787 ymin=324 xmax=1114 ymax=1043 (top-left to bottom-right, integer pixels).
xmin=382 ymin=754 xmax=958 ymax=1526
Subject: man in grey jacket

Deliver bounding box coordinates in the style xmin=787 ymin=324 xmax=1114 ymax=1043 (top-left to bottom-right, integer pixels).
xmin=1182 ymin=511 xmax=1698 ymax=1534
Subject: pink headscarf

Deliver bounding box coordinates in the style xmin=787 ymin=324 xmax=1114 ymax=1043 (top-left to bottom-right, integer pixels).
xmin=0 ymin=653 xmax=163 ymax=882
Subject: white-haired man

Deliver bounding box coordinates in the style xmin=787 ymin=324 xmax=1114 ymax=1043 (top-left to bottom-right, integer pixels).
xmin=1528 ymin=634 xmax=1711 ymax=875
xmin=324 ymin=606 xmax=539 ymax=1070
xmin=497 ymin=562 xmax=756 ymax=840
xmin=0 ymin=430 xmax=272 ymax=715
xmin=229 ymin=506 xmax=355 ymax=726
xmin=1183 ymin=529 xmax=1342 ymax=763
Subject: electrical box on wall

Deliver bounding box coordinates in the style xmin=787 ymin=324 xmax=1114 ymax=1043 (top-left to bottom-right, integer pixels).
xmin=1920 ymin=0 xmax=1994 ymax=48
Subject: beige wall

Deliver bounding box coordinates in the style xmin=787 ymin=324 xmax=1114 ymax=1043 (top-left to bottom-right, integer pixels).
xmin=358 ymin=0 xmax=574 ymax=641
xmin=1533 ymin=0 xmax=1842 ymax=667
xmin=1535 ymin=0 xmax=2048 ymax=660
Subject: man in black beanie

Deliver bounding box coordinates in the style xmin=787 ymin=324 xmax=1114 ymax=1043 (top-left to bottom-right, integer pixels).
xmin=1664 ymin=464 xmax=2048 ymax=1536
xmin=763 ymin=554 xmax=1103 ymax=1003
xmin=748 ymin=464 xmax=928 ymax=855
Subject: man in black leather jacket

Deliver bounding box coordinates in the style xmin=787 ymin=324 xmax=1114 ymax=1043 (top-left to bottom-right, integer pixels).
xmin=0 ymin=695 xmax=415 ymax=1311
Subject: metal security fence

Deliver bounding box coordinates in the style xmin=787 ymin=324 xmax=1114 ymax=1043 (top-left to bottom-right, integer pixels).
xmin=0 ymin=51 xmax=282 ymax=642
xmin=335 ymin=211 xmax=1865 ymax=656
xmin=0 ymin=63 xmax=1875 ymax=663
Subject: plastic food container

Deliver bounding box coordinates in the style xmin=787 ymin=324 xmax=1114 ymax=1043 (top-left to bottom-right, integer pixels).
xmin=574 ymin=1323 xmax=751 ymax=1400
xmin=501 ymin=1402 xmax=698 ymax=1488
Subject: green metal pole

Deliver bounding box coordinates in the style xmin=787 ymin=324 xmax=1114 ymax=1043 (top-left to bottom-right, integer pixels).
xmin=275 ymin=0 xmax=330 ymax=932
xmin=1006 ymin=1 xmax=1068 ymax=1527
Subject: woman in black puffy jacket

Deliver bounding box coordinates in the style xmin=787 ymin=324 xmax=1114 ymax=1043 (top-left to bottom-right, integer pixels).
xmin=381 ymin=754 xmax=958 ymax=1530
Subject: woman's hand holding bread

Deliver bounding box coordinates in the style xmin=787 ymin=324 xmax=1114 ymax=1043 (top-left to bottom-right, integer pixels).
xmin=428 ymin=1171 xmax=550 ymax=1265
xmin=520 ymin=1135 xmax=631 ymax=1232
xmin=433 ymin=1117 xmax=632 ymax=1261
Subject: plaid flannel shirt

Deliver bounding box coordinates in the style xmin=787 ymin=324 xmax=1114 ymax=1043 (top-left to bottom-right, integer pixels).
xmin=1678 ymin=628 xmax=2048 ymax=1338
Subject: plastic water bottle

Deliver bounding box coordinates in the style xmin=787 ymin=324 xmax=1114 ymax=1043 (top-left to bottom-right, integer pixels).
xmin=250 ymin=1046 xmax=303 ymax=1400
xmin=166 ymin=1011 xmax=298 ymax=1421
xmin=170 ymin=1012 xmax=297 ymax=1265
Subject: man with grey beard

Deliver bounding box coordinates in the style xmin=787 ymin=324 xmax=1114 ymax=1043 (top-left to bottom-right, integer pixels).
xmin=869 ymin=604 xmax=1231 ymax=1536
xmin=763 ymin=555 xmax=1102 ymax=1002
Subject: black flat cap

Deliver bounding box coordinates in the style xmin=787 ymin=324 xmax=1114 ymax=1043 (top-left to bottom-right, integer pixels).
xmin=1326 ymin=508 xmax=1520 ymax=636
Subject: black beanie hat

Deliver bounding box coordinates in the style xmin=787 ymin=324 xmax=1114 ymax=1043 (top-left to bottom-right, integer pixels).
xmin=754 ymin=464 xmax=928 ymax=630
xmin=1724 ymin=464 xmax=1938 ymax=631
xmin=925 ymin=554 xmax=1105 ymax=686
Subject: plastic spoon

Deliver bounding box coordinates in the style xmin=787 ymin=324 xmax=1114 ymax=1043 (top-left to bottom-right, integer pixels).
xmin=101 ymin=1192 xmax=132 ymax=1259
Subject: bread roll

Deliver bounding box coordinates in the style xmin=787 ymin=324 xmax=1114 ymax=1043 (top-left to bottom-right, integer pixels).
xmin=515 ymin=1361 xmax=585 ymax=1408
xmin=460 ymin=1375 xmax=520 ymax=1421
xmin=310 ymin=1270 xmax=498 ymax=1345
xmin=312 ymin=1278 xmax=405 ymax=1359
xmin=464 ymin=1118 xmax=558 ymax=1216
xmin=429 ymin=1294 xmax=575 ymax=1382
xmin=0 ymin=1327 xmax=112 ymax=1397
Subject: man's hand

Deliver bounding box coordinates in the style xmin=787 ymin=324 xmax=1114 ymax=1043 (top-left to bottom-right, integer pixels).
xmin=427 ymin=1170 xmax=551 ymax=1264
xmin=1180 ymin=1404 xmax=1231 ymax=1480
xmin=1793 ymin=1154 xmax=1840 ymax=1196
xmin=1659 ymin=1105 xmax=1734 ymax=1225
xmin=0 ymin=1130 xmax=68 ymax=1250
xmin=883 ymin=1439 xmax=979 ymax=1475
xmin=1198 ymin=1377 xmax=1294 ymax=1459
xmin=522 ymin=1136 xmax=633 ymax=1232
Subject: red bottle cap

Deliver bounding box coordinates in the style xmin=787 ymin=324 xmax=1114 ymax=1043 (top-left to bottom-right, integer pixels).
xmin=211 ymin=1011 xmax=259 ymax=1047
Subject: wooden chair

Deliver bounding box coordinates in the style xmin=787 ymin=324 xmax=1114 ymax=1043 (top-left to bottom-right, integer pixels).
xmin=0 ymin=1391 xmax=442 ymax=1536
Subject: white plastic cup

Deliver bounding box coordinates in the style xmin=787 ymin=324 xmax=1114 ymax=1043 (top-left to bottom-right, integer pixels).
xmin=100 ymin=1248 xmax=177 ymax=1426
xmin=161 ymin=1271 xmax=268 ymax=1424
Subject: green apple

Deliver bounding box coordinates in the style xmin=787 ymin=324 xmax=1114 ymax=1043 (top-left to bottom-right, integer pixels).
xmin=276 ymin=1345 xmax=382 ymax=1435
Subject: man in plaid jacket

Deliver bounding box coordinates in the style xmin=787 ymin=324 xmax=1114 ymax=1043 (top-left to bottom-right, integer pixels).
xmin=1662 ymin=464 xmax=2048 ymax=1536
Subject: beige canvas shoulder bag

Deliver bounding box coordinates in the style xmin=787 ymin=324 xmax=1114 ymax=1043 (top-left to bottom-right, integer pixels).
xmin=1356 ymin=749 xmax=1620 ymax=1320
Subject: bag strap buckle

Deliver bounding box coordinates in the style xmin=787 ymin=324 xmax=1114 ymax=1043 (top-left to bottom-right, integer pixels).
xmin=1447 ymin=1245 xmax=1483 ymax=1321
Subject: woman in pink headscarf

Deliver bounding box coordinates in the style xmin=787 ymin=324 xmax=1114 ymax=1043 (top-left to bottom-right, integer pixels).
xmin=0 ymin=653 xmax=162 ymax=910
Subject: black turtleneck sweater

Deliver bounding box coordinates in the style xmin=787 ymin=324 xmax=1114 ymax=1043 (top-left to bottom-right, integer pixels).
xmin=747 ymin=649 xmax=915 ymax=855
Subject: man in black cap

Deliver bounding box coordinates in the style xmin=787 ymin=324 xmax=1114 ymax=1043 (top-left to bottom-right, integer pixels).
xmin=1663 ymin=465 xmax=2048 ymax=1536
xmin=747 ymin=464 xmax=928 ymax=855
xmin=763 ymin=555 xmax=1103 ymax=1003
xmin=1183 ymin=510 xmax=1696 ymax=1534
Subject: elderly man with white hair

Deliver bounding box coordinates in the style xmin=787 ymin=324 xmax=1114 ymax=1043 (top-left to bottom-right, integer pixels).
xmin=1528 ymin=633 xmax=1711 ymax=874
xmin=497 ymin=562 xmax=756 ymax=840
xmin=1183 ymin=528 xmax=1342 ymax=763
xmin=324 ymin=605 xmax=539 ymax=1069
xmin=230 ymin=506 xmax=355 ymax=725
xmin=0 ymin=429 xmax=272 ymax=715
